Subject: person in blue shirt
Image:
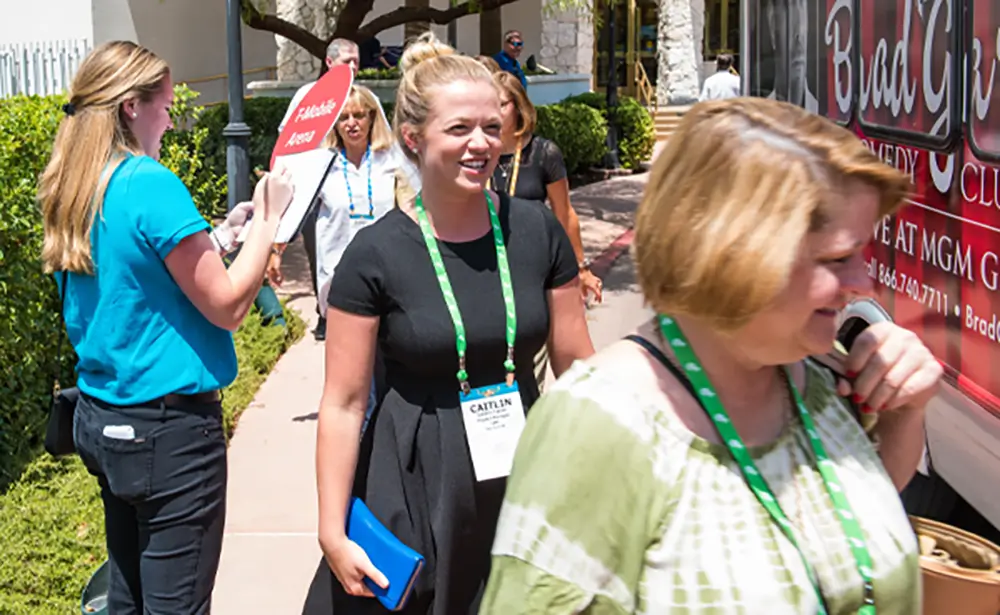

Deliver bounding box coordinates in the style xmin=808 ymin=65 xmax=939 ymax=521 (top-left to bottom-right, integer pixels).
xmin=493 ymin=29 xmax=528 ymax=88
xmin=38 ymin=41 xmax=293 ymax=614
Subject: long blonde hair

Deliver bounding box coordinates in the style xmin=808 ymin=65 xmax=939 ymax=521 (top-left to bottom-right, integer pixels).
xmin=393 ymin=32 xmax=496 ymax=164
xmin=493 ymin=71 xmax=536 ymax=138
xmin=39 ymin=40 xmax=170 ymax=274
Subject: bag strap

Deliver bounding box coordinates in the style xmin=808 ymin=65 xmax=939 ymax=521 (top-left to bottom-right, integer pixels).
xmin=623 ymin=334 xmax=702 ymax=406
xmin=51 ymin=272 xmax=68 ymax=398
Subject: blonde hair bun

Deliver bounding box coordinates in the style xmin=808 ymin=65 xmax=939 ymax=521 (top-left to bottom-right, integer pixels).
xmin=392 ymin=32 xmax=496 ymax=165
xmin=398 ymin=31 xmax=456 ymax=74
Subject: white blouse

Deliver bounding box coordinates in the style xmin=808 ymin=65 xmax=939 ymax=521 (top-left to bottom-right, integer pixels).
xmin=315 ymin=146 xmax=401 ymax=314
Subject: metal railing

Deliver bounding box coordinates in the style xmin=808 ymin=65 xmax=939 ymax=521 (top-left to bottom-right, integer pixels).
xmin=634 ymin=60 xmax=657 ymax=109
xmin=178 ymin=65 xmax=278 ymax=107
xmin=0 ymin=39 xmax=92 ymax=98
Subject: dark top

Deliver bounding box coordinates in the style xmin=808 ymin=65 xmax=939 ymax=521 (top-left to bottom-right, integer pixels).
xmin=322 ymin=193 xmax=577 ymax=615
xmin=491 ymin=135 xmax=567 ymax=204
xmin=329 ymin=191 xmax=577 ymax=396
xmin=493 ymin=51 xmax=527 ymax=87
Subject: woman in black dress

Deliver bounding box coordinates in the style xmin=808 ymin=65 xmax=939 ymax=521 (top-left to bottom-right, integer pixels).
xmin=491 ymin=71 xmax=603 ymax=390
xmin=491 ymin=71 xmax=604 ymax=304
xmin=310 ymin=32 xmax=595 ymax=615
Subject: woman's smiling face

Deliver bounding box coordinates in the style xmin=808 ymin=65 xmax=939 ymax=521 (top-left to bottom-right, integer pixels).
xmin=412 ymin=79 xmax=503 ymax=195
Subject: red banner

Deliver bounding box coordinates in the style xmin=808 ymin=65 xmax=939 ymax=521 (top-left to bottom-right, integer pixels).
xmin=270 ymin=64 xmax=354 ymax=168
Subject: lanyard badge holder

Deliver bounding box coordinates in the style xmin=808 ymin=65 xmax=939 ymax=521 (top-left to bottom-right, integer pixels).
xmin=342 ymin=144 xmax=376 ymax=231
xmin=657 ymin=315 xmax=876 ymax=614
xmin=489 ymin=138 xmax=521 ymax=197
xmin=414 ymin=192 xmax=525 ymax=482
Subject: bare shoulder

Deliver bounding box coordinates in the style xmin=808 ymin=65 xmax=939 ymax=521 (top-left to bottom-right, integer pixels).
xmin=583 ymin=319 xmax=662 ymax=375
xmin=569 ymin=319 xmax=686 ymax=411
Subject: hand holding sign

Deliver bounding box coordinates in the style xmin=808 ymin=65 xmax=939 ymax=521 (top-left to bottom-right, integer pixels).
xmin=254 ymin=162 xmax=295 ymax=223
xmin=238 ymin=66 xmax=354 ymax=246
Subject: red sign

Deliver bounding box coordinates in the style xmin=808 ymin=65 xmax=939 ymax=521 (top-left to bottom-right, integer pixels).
xmin=270 ymin=64 xmax=354 ymax=168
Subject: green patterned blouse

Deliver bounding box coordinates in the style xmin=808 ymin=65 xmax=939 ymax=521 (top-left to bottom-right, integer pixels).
xmin=481 ymin=358 xmax=921 ymax=614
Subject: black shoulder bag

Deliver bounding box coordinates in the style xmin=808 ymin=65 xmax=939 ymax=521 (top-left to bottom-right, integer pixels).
xmin=44 ymin=271 xmax=79 ymax=457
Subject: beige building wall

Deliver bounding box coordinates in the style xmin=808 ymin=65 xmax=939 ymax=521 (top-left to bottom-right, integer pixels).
xmin=101 ymin=0 xmax=278 ymax=105
xmin=0 ymin=0 xmax=93 ymax=44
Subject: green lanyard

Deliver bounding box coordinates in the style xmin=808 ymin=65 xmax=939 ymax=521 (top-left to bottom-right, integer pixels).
xmin=415 ymin=192 xmax=516 ymax=394
xmin=657 ymin=315 xmax=876 ymax=614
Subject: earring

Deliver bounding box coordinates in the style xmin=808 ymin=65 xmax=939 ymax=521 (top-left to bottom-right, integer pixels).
xmin=132 ymin=113 xmax=138 ymax=118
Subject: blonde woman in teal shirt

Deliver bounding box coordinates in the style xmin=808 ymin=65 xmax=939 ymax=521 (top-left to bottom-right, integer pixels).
xmin=39 ymin=41 xmax=292 ymax=614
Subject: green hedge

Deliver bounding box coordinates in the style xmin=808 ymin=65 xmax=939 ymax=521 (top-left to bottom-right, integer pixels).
xmin=0 ymin=94 xmax=77 ymax=488
xmin=0 ymin=307 xmax=304 ymax=614
xmin=561 ymin=92 xmax=656 ymax=170
xmin=194 ymin=96 xmax=611 ymax=181
xmin=535 ymin=102 xmax=608 ymax=174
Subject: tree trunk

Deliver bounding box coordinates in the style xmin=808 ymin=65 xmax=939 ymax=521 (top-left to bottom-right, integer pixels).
xmin=480 ymin=7 xmax=502 ymax=55
xmin=333 ymin=0 xmax=376 ymax=41
xmin=404 ymin=0 xmax=431 ymax=41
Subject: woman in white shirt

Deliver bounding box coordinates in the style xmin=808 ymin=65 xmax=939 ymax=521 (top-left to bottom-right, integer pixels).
xmin=313 ymin=85 xmax=401 ymax=321
xmin=271 ymin=85 xmax=402 ymax=336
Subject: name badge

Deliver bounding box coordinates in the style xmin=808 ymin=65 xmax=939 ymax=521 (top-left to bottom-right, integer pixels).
xmin=349 ymin=213 xmax=375 ymax=233
xmin=459 ymin=382 xmax=526 ymax=481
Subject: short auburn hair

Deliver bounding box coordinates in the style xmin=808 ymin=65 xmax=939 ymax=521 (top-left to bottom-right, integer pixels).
xmin=634 ymin=98 xmax=910 ymax=332
xmin=493 ymin=71 xmax=535 ymax=138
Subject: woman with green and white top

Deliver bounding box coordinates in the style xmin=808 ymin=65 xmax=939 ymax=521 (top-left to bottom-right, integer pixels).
xmin=481 ymin=98 xmax=942 ymax=614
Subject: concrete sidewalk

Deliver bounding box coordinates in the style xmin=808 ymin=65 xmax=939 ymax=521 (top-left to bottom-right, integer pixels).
xmin=211 ymin=172 xmax=652 ymax=614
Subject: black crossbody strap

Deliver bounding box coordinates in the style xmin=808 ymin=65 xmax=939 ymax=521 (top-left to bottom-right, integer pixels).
xmin=623 ymin=334 xmax=704 ymax=409
xmin=52 ymin=272 xmax=68 ymax=395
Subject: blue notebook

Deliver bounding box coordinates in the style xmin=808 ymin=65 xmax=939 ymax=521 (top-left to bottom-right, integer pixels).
xmin=346 ymin=497 xmax=425 ymax=611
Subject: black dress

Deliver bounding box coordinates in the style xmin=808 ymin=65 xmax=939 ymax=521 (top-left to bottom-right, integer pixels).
xmin=491 ymin=134 xmax=568 ymax=203
xmin=302 ymin=193 xmax=578 ymax=615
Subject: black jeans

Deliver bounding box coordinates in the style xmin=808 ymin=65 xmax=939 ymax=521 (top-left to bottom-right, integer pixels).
xmin=74 ymin=393 xmax=228 ymax=615
xmin=301 ymin=201 xmax=320 ymax=316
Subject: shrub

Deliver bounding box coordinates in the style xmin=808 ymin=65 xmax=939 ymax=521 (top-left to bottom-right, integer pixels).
xmin=0 ymin=306 xmax=304 ymax=614
xmin=161 ymin=84 xmax=228 ymax=220
xmin=561 ymin=93 xmax=656 ymax=170
xmin=535 ymin=102 xmax=607 ymax=174
xmin=0 ymin=85 xmax=229 ymax=488
xmin=0 ymin=94 xmax=70 ymax=488
xmin=194 ymin=95 xmax=613 ymax=183
xmin=357 ymin=67 xmax=400 ymax=81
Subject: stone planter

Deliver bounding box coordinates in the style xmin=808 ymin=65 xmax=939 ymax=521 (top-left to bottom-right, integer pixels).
xmin=524 ymin=73 xmax=592 ymax=105
xmin=247 ymin=73 xmax=593 ymax=107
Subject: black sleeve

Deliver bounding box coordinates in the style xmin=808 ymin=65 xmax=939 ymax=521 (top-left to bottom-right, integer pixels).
xmin=537 ymin=137 xmax=568 ymax=185
xmin=541 ymin=204 xmax=579 ymax=289
xmin=326 ymin=226 xmax=385 ymax=317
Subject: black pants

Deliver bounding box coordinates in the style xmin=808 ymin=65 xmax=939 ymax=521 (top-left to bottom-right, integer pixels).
xmin=301 ymin=201 xmax=320 ymax=316
xmin=74 ymin=393 xmax=228 ymax=615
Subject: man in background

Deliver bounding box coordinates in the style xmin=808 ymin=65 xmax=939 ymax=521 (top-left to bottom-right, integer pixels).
xmin=699 ymin=54 xmax=741 ymax=101
xmin=274 ymin=38 xmax=359 ymax=341
xmin=493 ymin=30 xmax=527 ymax=89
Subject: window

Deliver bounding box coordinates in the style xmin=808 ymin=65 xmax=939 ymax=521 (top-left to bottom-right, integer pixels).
xmin=969 ymin=0 xmax=1000 ymax=160
xmin=856 ymin=0 xmax=961 ymax=149
xmin=747 ymin=0 xmax=851 ymax=125
xmin=705 ymin=0 xmax=740 ymax=62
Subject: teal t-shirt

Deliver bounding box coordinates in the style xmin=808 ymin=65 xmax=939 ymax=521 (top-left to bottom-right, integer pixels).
xmin=60 ymin=155 xmax=237 ymax=405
